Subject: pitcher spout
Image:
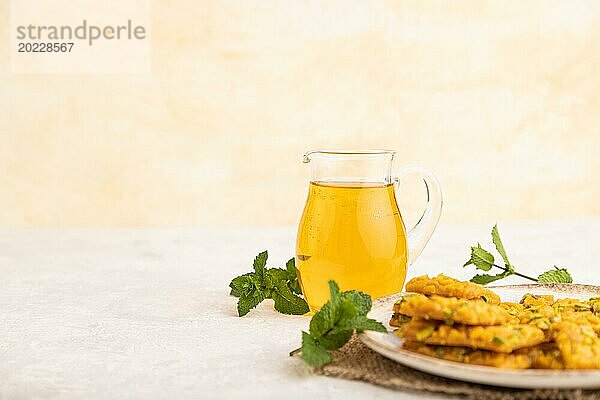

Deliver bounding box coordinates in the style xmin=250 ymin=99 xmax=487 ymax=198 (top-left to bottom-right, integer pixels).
xmin=302 ymin=151 xmax=315 ymax=164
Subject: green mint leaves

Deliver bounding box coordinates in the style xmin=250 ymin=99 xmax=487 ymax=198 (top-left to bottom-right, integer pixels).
xmin=464 ymin=225 xmax=516 ymax=285
xmin=537 ymin=266 xmax=573 ymax=284
xmin=464 ymin=225 xmax=573 ymax=285
xmin=470 ymin=270 xmax=513 ymax=286
xmin=229 ymin=251 xmax=309 ymax=316
xmin=463 ymin=244 xmax=495 ymax=271
xmin=491 ymin=224 xmax=512 ymax=269
xmin=296 ymin=281 xmax=387 ymax=368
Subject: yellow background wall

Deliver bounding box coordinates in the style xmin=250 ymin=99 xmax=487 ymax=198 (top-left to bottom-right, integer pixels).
xmin=0 ymin=1 xmax=598 ymax=227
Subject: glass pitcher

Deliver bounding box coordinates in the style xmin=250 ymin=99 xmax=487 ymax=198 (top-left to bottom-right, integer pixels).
xmin=296 ymin=150 xmax=443 ymax=311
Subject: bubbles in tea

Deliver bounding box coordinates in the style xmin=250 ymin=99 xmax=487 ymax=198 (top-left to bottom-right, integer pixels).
xmin=296 ymin=181 xmax=408 ymax=311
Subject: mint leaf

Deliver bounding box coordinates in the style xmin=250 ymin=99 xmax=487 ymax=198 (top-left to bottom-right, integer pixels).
xmin=229 ymin=273 xmax=254 ymax=297
xmin=350 ymin=315 xmax=387 ymax=333
xmin=332 ymin=313 xmax=387 ymax=333
xmin=319 ymin=329 xmax=354 ymax=350
xmin=309 ymin=301 xmax=335 ymax=338
xmin=463 ymin=244 xmax=495 ymax=271
xmin=253 ymin=251 xmax=268 ymax=282
xmin=341 ymin=290 xmax=372 ymax=316
xmin=237 ymin=290 xmax=265 ymax=316
xmin=470 ymin=270 xmax=512 ymax=285
xmin=491 ymin=225 xmax=513 ymax=272
xmin=271 ymin=282 xmax=309 ymax=315
xmin=300 ymin=331 xmax=332 ymax=368
xmin=264 ymin=268 xmax=287 ymax=294
xmin=286 ymin=258 xmax=302 ymax=295
xmin=320 ymin=298 xmax=357 ymax=349
xmin=537 ymin=267 xmax=573 ymax=284
xmin=328 ymin=280 xmax=342 ymax=306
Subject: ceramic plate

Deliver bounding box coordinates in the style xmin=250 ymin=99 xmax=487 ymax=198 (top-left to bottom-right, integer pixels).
xmin=359 ymin=283 xmax=600 ymax=389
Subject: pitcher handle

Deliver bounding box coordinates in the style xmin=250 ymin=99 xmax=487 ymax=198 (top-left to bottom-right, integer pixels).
xmin=393 ymin=165 xmax=443 ymax=265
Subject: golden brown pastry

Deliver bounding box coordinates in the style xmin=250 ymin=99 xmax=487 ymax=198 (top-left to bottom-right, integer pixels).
xmin=405 ymin=274 xmax=500 ymax=304
xmin=396 ymin=318 xmax=546 ymax=353
xmin=394 ymin=294 xmax=511 ymax=325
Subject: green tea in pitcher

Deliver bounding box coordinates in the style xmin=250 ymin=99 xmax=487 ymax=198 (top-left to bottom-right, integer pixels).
xmin=296 ymin=181 xmax=408 ymax=311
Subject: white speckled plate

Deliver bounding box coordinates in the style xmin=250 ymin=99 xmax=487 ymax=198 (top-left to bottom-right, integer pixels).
xmin=359 ymin=284 xmax=600 ymax=389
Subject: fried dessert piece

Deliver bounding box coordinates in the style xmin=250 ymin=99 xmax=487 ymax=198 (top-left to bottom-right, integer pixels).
xmin=405 ymin=274 xmax=500 ymax=304
xmin=526 ymin=343 xmax=565 ymax=369
xmin=401 ymin=339 xmax=565 ymax=369
xmin=515 ymin=296 xmax=600 ymax=332
xmin=498 ymin=296 xmax=600 ymax=336
xmin=551 ymin=321 xmax=600 ymax=369
xmin=499 ymin=302 xmax=524 ymax=315
xmin=553 ymin=298 xmax=585 ymax=311
xmin=551 ymin=297 xmax=600 ymax=334
xmin=395 ymin=318 xmax=546 ymax=353
xmin=402 ymin=341 xmax=532 ymax=369
xmin=394 ymin=294 xmax=512 ymax=325
xmin=587 ymin=297 xmax=600 ymax=313
xmin=498 ymin=302 xmax=524 ymax=323
xmin=516 ymin=304 xmax=556 ymax=331
xmin=559 ymin=311 xmax=600 ymax=335
xmin=503 ymin=296 xmax=557 ymax=331
xmin=389 ymin=313 xmax=411 ymax=327
xmin=555 ymin=297 xmax=600 ymax=315
xmin=520 ymin=294 xmax=554 ymax=307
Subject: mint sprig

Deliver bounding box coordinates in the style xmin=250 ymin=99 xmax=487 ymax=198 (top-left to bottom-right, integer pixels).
xmin=464 ymin=225 xmax=573 ymax=285
xmin=292 ymin=281 xmax=387 ymax=368
xmin=229 ymin=251 xmax=309 ymax=316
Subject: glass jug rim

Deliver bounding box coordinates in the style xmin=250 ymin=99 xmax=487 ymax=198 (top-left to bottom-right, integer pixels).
xmin=303 ymin=149 xmax=395 ymax=163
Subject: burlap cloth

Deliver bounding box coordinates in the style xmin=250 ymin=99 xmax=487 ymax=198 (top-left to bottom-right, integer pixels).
xmin=314 ymin=336 xmax=600 ymax=400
